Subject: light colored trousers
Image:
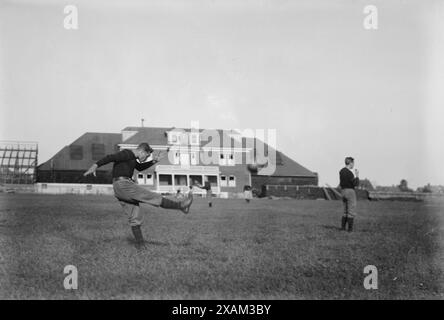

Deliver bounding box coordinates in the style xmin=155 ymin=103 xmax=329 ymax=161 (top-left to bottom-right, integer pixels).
xmin=341 ymin=188 xmax=357 ymax=218
xmin=113 ymin=179 xmax=163 ymax=226
xmin=206 ymin=189 xmax=212 ymax=201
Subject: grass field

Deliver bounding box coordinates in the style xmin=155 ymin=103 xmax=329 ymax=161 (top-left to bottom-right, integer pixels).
xmin=0 ymin=193 xmax=443 ymax=299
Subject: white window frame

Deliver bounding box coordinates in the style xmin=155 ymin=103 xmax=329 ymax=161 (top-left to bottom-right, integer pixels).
xmin=180 ymin=152 xmax=190 ymax=166
xmin=190 ymin=133 xmax=199 ymax=145
xmin=228 ymin=175 xmax=236 ymax=187
xmin=178 ymin=133 xmax=185 ymax=144
xmin=219 ymin=153 xmax=226 ymax=166
xmin=137 ymin=173 xmax=145 ymax=184
xmin=168 ymin=132 xmax=179 ymax=144
xmin=219 ymin=153 xmax=235 ymax=166
xmin=220 ymin=175 xmax=227 ymax=187
xmin=190 ymin=152 xmax=198 ymax=165
xmin=227 ymin=153 xmax=235 ymax=166
xmin=173 ymin=151 xmax=180 ymax=165
xmin=146 ymin=173 xmax=154 ymax=186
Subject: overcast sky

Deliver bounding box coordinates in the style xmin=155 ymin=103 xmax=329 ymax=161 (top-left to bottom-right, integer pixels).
xmin=1 ymin=0 xmax=443 ymax=188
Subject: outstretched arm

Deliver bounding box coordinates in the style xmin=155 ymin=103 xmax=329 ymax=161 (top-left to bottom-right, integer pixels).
xmin=84 ymin=150 xmax=132 ymax=177
xmin=84 ymin=163 xmax=98 ymax=177
xmin=135 ymin=159 xmax=158 ymax=171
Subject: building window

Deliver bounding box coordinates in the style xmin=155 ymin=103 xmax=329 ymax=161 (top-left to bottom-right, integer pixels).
xmin=168 ymin=132 xmax=178 ymax=144
xmin=159 ymin=174 xmax=172 ymax=186
xmin=205 ymin=175 xmax=218 ymax=187
xmin=227 ymin=153 xmax=235 ymax=166
xmin=146 ymin=174 xmax=154 ymax=185
xmin=228 ymin=175 xmax=236 ymax=187
xmin=219 ymin=153 xmax=234 ymax=166
xmin=70 ymin=145 xmax=83 ymax=160
xmin=174 ymin=174 xmax=188 ymax=186
xmin=220 ymin=175 xmax=227 ymax=187
xmin=190 ymin=175 xmax=202 ymax=186
xmin=190 ymin=133 xmax=199 ymax=145
xmin=91 ymin=143 xmax=105 ymax=161
xmin=173 ymin=151 xmax=180 ymax=165
xmin=190 ymin=152 xmax=198 ymax=165
xmin=137 ymin=173 xmax=144 ymax=185
xmin=180 ymin=153 xmax=190 ymax=165
xmin=219 ymin=153 xmax=226 ymax=166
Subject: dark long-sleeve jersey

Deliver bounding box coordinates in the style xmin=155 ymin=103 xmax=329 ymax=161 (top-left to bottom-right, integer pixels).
xmin=196 ymin=181 xmax=211 ymax=191
xmin=95 ymin=149 xmax=157 ymax=179
xmin=339 ymin=167 xmax=360 ymax=189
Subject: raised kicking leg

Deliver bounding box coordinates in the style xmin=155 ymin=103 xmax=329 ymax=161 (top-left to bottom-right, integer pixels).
xmin=113 ymin=179 xmax=193 ymax=249
xmin=114 ymin=179 xmax=193 ymax=214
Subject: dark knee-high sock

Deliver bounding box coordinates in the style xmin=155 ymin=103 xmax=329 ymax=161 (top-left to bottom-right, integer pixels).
xmin=341 ymin=216 xmax=347 ymax=230
xmin=131 ymin=225 xmax=144 ymax=243
xmin=347 ymin=218 xmax=354 ymax=232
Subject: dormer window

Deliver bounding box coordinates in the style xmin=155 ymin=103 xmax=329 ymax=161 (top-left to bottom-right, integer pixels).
xmin=168 ymin=132 xmax=179 ymax=144
xmin=190 ymin=133 xmax=199 ymax=145
xmin=219 ymin=152 xmax=234 ymax=166
xmin=227 ymin=153 xmax=235 ymax=166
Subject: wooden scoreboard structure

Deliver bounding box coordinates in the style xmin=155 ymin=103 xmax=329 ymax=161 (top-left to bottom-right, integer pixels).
xmin=0 ymin=141 xmax=38 ymax=184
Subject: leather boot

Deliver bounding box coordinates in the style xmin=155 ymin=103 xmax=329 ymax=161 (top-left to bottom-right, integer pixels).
xmin=131 ymin=225 xmax=146 ymax=249
xmin=341 ymin=216 xmax=347 ymax=230
xmin=160 ymin=193 xmax=193 ymax=214
xmin=347 ymin=218 xmax=354 ymax=232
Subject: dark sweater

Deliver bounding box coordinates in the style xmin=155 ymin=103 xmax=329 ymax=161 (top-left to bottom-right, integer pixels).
xmin=339 ymin=167 xmax=359 ymax=189
xmin=196 ymin=181 xmax=211 ymax=190
xmin=203 ymin=181 xmax=211 ymax=190
xmin=95 ymin=149 xmax=157 ymax=179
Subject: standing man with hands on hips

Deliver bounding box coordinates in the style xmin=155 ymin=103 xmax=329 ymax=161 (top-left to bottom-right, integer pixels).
xmin=339 ymin=156 xmax=360 ymax=232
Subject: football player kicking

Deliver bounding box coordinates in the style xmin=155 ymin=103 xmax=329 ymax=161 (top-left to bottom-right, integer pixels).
xmin=84 ymin=143 xmax=193 ymax=250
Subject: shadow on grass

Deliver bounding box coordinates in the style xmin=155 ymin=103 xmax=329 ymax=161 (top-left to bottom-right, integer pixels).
xmin=322 ymin=225 xmax=343 ymax=231
xmin=126 ymin=237 xmax=170 ymax=247
xmin=125 ymin=237 xmax=194 ymax=247
xmin=322 ymin=225 xmax=372 ymax=233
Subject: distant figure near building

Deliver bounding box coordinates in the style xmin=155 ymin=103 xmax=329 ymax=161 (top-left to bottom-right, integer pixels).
xmin=176 ymin=188 xmax=184 ymax=199
xmin=243 ymin=185 xmax=253 ymax=203
xmin=194 ymin=176 xmax=213 ymax=207
xmin=339 ymin=157 xmax=360 ymax=232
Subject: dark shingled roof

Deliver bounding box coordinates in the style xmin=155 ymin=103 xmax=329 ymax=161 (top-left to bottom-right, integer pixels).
xmin=122 ymin=127 xmax=316 ymax=177
xmin=122 ymin=127 xmax=243 ymax=148
xmin=38 ymin=132 xmax=121 ymax=171
xmin=244 ymin=137 xmax=316 ymax=177
xmin=122 ymin=127 xmax=171 ymax=145
xmin=39 ymin=127 xmax=317 ymax=178
xmin=270 ymin=150 xmax=316 ymax=177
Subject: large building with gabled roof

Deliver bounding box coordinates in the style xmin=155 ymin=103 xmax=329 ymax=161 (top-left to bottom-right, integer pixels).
xmin=37 ymin=126 xmax=318 ymax=196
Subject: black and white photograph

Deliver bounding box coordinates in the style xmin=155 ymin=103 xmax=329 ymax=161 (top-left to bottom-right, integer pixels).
xmin=0 ymin=0 xmax=443 ymax=305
